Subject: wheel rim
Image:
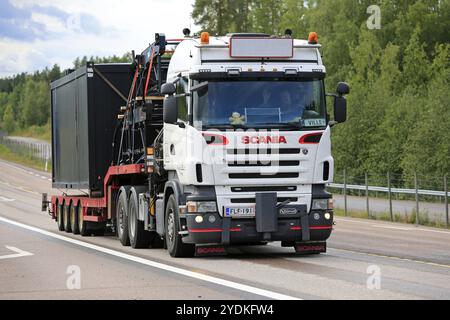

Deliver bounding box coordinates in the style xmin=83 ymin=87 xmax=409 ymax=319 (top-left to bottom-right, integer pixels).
xmin=118 ymin=202 xmax=125 ymax=236
xmin=64 ymin=206 xmax=69 ymax=228
xmin=129 ymin=201 xmax=136 ymax=239
xmin=57 ymin=205 xmax=63 ymax=227
xmin=71 ymin=206 xmax=76 ymax=229
xmin=78 ymin=206 xmax=84 ymax=232
xmin=167 ymin=209 xmax=175 ymax=246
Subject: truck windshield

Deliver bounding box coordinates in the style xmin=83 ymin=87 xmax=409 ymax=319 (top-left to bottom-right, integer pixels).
xmin=192 ymin=79 xmax=327 ymax=129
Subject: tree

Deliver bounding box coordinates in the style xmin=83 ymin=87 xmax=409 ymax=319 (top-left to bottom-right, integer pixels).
xmin=192 ymin=0 xmax=232 ymax=35
xmin=3 ymin=104 xmax=15 ymax=133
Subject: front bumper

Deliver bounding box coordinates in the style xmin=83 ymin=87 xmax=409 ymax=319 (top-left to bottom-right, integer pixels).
xmin=182 ymin=210 xmax=333 ymax=245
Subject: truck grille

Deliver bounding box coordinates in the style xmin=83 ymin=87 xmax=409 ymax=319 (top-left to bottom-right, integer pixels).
xmin=227 ymin=148 xmax=300 ymax=155
xmin=229 ymin=172 xmax=299 ymax=179
xmin=230 ymin=197 xmax=298 ymax=204
xmin=228 ymin=160 xmax=300 ymax=167
xmin=231 ymin=186 xmax=297 ymax=192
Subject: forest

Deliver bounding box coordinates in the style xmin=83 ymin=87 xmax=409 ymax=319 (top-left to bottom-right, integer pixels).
xmin=192 ymin=0 xmax=449 ymax=187
xmin=0 ymin=0 xmax=448 ymax=187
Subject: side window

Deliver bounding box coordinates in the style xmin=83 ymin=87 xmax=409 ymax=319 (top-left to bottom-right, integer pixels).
xmin=177 ymin=77 xmax=189 ymax=121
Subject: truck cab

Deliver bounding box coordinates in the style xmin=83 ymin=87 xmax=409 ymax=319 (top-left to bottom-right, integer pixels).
xmin=157 ymin=32 xmax=349 ymax=256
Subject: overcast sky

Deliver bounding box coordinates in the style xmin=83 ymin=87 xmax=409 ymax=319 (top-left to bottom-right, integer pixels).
xmin=0 ymin=0 xmax=197 ymax=77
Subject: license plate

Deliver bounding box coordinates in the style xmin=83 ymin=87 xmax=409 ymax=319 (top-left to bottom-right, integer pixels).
xmin=224 ymin=206 xmax=255 ymax=217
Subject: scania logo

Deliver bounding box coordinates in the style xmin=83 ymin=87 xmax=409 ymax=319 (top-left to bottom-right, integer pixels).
xmin=279 ymin=208 xmax=297 ymax=215
xmin=242 ymin=136 xmax=287 ymax=144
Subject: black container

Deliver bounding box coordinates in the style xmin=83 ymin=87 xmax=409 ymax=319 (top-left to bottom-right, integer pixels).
xmin=51 ymin=63 xmax=132 ymax=194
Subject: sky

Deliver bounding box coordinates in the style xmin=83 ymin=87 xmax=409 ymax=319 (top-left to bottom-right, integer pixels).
xmin=0 ymin=0 xmax=197 ymax=77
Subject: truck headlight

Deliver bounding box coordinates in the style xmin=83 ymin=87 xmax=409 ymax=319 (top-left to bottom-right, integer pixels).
xmin=186 ymin=201 xmax=218 ymax=213
xmin=312 ymin=199 xmax=329 ymax=210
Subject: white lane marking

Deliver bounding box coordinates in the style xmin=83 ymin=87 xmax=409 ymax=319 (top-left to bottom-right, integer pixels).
xmin=0 ymin=181 xmax=40 ymax=196
xmin=335 ymin=217 xmax=450 ymax=235
xmin=329 ymin=248 xmax=450 ymax=269
xmin=0 ymin=196 xmax=15 ymax=202
xmin=0 ymin=216 xmax=300 ymax=300
xmin=0 ymin=246 xmax=33 ymax=260
xmin=371 ymin=225 xmax=413 ymax=231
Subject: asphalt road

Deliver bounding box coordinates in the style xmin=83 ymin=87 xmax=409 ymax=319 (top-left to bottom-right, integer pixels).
xmin=0 ymin=159 xmax=449 ymax=300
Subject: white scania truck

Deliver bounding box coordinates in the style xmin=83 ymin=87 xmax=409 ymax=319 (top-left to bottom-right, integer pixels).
xmin=45 ymin=31 xmax=349 ymax=257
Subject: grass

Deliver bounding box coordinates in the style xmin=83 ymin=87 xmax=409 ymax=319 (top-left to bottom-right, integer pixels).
xmin=0 ymin=144 xmax=51 ymax=172
xmin=10 ymin=123 xmax=51 ymax=142
xmin=334 ymin=208 xmax=448 ymax=229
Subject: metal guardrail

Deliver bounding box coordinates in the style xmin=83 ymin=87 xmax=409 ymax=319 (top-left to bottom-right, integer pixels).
xmin=0 ymin=136 xmax=51 ymax=171
xmin=327 ymin=183 xmax=450 ymax=197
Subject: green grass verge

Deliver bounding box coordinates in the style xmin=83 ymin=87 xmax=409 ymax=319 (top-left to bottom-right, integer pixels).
xmin=11 ymin=123 xmax=51 ymax=142
xmin=0 ymin=144 xmax=51 ymax=172
xmin=334 ymin=208 xmax=448 ymax=229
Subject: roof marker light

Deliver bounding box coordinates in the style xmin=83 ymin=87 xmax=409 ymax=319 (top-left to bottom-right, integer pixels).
xmin=200 ymin=32 xmax=210 ymax=44
xmin=227 ymin=69 xmax=240 ymax=76
xmin=308 ymin=32 xmax=318 ymax=44
xmin=285 ymin=69 xmax=297 ymax=76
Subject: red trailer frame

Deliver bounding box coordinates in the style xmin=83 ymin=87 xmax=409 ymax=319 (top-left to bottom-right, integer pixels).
xmin=51 ymin=164 xmax=145 ymax=222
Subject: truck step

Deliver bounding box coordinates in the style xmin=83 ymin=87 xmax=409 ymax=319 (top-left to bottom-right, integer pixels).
xmin=294 ymin=241 xmax=326 ymax=255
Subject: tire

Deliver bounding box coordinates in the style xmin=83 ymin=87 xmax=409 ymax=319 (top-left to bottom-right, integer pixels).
xmin=70 ymin=203 xmax=80 ymax=234
xmin=63 ymin=204 xmax=72 ymax=233
xmin=128 ymin=186 xmax=151 ymax=248
xmin=116 ymin=186 xmax=131 ymax=246
xmin=56 ymin=203 xmax=64 ymax=231
xmin=165 ymin=195 xmax=194 ymax=257
xmin=78 ymin=205 xmax=89 ymax=236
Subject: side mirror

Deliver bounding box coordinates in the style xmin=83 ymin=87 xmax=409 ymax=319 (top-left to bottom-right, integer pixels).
xmin=336 ymin=82 xmax=350 ymax=96
xmin=161 ymin=83 xmax=176 ymax=95
xmin=163 ymin=95 xmax=178 ymax=124
xmin=334 ymin=96 xmax=347 ymax=123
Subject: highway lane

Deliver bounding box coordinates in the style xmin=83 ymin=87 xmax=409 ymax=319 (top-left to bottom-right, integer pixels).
xmin=0 ymin=159 xmax=449 ymax=300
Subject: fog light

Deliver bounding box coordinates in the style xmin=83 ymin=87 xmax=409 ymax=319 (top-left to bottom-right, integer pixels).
xmin=208 ymin=215 xmax=216 ymax=223
xmin=313 ymin=213 xmax=320 ymax=220
xmin=324 ymin=213 xmax=331 ymax=220
xmin=195 ymin=215 xmax=203 ymax=223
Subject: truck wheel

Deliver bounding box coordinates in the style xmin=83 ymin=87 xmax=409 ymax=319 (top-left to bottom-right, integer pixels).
xmin=63 ymin=204 xmax=72 ymax=233
xmin=56 ymin=203 xmax=64 ymax=231
xmin=70 ymin=204 xmax=80 ymax=234
xmin=165 ymin=195 xmax=194 ymax=257
xmin=116 ymin=186 xmax=131 ymax=246
xmin=78 ymin=206 xmax=89 ymax=236
xmin=128 ymin=186 xmax=150 ymax=248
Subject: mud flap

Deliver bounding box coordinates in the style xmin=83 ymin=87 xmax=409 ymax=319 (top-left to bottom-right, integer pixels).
xmin=195 ymin=244 xmax=227 ymax=257
xmin=294 ymin=241 xmax=326 ymax=255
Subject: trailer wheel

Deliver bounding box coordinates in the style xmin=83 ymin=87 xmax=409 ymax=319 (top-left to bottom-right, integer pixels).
xmin=128 ymin=186 xmax=150 ymax=248
xmin=78 ymin=205 xmax=89 ymax=236
xmin=70 ymin=203 xmax=80 ymax=234
xmin=165 ymin=195 xmax=194 ymax=257
xmin=116 ymin=186 xmax=131 ymax=246
xmin=56 ymin=203 xmax=64 ymax=231
xmin=63 ymin=204 xmax=72 ymax=233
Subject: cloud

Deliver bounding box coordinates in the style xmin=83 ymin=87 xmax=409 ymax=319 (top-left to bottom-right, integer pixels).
xmin=0 ymin=0 xmax=105 ymax=42
xmin=0 ymin=0 xmax=197 ymax=77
